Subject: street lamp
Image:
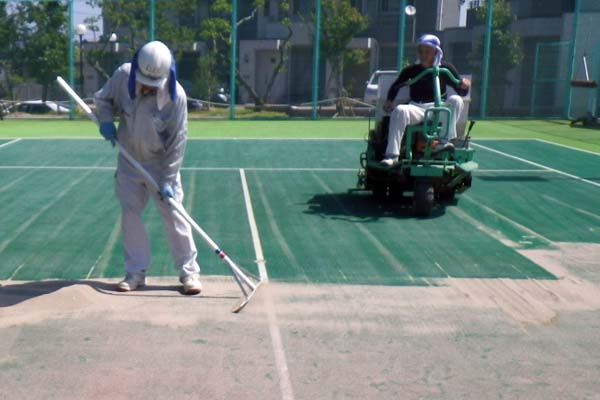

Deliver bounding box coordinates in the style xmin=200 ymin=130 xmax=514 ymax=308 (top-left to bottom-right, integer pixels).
xmin=75 ymin=23 xmax=87 ymax=94
xmin=109 ymin=32 xmax=118 ymax=53
xmin=405 ymin=5 xmax=417 ymax=43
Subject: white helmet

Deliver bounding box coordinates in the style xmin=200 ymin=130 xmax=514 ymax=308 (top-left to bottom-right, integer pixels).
xmin=135 ymin=41 xmax=172 ymax=88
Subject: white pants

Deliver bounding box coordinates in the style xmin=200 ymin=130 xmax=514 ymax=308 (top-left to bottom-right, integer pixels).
xmin=385 ymin=95 xmax=464 ymax=157
xmin=115 ymin=159 xmax=200 ymax=277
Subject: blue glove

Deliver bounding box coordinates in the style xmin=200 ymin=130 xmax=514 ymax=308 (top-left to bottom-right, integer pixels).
xmin=160 ymin=184 xmax=174 ymax=200
xmin=99 ymin=122 xmax=116 ymax=145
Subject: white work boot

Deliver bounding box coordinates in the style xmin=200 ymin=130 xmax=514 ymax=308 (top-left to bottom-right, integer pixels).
xmin=181 ymin=274 xmax=202 ymax=295
xmin=117 ymin=272 xmax=147 ymax=292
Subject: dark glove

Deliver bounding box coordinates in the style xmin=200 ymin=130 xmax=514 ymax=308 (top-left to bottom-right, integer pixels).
xmin=99 ymin=122 xmax=117 ymax=145
xmin=160 ymin=184 xmax=174 ymax=200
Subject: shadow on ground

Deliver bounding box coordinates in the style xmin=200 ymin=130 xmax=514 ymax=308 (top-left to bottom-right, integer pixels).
xmin=0 ymin=280 xmax=236 ymax=308
xmin=305 ymin=190 xmax=452 ymax=222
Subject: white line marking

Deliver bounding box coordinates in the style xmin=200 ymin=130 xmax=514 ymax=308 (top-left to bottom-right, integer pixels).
xmin=541 ymin=194 xmax=600 ymax=221
xmin=461 ymin=194 xmax=554 ymax=245
xmin=0 ymin=138 xmax=22 ymax=149
xmin=0 ymin=171 xmax=92 ymax=255
xmin=187 ymin=167 xmax=356 ymax=172
xmin=475 ymin=169 xmax=553 ymax=173
xmin=472 ymin=142 xmax=600 ymax=189
xmin=0 ymin=170 xmax=37 ymax=194
xmin=0 ymin=165 xmax=113 ymax=171
xmin=239 ymin=169 xmax=268 ymax=282
xmin=311 ymin=173 xmax=415 ymax=282
xmin=534 ymin=139 xmax=600 ymax=156
xmin=239 ymin=170 xmax=294 ymax=399
xmin=8 ymin=263 xmax=26 ymax=281
xmin=86 ymin=215 xmax=121 ymax=279
xmin=265 ymin=298 xmax=295 ymax=400
xmin=434 ymin=262 xmax=450 ymax=278
xmin=0 ymin=166 xmax=356 ymax=172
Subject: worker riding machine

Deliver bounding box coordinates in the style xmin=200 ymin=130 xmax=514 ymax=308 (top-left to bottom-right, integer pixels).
xmin=357 ymin=66 xmax=478 ymax=217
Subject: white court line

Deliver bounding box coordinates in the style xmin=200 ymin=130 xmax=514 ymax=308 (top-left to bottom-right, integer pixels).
xmin=86 ymin=216 xmax=122 ymax=279
xmin=311 ymin=173 xmax=416 ymax=282
xmin=0 ymin=165 xmax=113 ymax=171
xmin=461 ymin=194 xmax=554 ymax=245
xmin=534 ymin=139 xmax=600 ymax=156
xmin=239 ymin=169 xmax=294 ymax=400
xmin=541 ymin=194 xmax=600 ymax=221
xmin=472 ymin=142 xmax=600 ymax=189
xmin=475 ymin=169 xmax=553 ymax=173
xmin=0 ymin=165 xmax=356 ymax=172
xmin=0 ymin=138 xmax=22 ymax=149
xmin=239 ymin=169 xmax=268 ymax=282
xmin=0 ymin=171 xmax=93 ymax=255
xmin=8 ymin=263 xmax=26 ymax=281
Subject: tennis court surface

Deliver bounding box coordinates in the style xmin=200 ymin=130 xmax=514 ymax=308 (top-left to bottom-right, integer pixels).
xmin=1 ymin=135 xmax=600 ymax=399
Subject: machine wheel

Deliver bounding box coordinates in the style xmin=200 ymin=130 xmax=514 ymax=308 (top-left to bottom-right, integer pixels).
xmin=438 ymin=188 xmax=455 ymax=202
xmin=413 ymin=181 xmax=434 ymax=217
xmin=372 ymin=182 xmax=388 ymax=200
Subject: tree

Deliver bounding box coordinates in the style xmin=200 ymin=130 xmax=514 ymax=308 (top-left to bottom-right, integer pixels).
xmin=199 ymin=0 xmax=293 ymax=107
xmin=11 ymin=1 xmax=69 ymax=101
xmin=469 ymin=0 xmax=523 ymax=114
xmin=0 ymin=1 xmax=19 ymax=98
xmin=317 ymin=0 xmax=369 ymax=110
xmin=84 ymin=0 xmax=196 ymax=80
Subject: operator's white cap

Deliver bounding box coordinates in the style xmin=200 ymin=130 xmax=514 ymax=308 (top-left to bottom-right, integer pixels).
xmin=135 ymin=41 xmax=172 ymax=88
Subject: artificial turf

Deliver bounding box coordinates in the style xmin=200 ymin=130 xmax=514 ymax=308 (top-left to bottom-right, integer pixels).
xmin=0 ymin=119 xmax=598 ymax=153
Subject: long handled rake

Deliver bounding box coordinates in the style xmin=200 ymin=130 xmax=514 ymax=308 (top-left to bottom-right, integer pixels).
xmin=57 ymin=76 xmax=262 ymax=313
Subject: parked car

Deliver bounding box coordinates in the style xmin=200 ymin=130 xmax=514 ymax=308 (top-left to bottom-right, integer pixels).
xmin=16 ymin=100 xmax=70 ymax=114
xmin=187 ymin=99 xmax=204 ymax=112
xmin=364 ymin=70 xmax=398 ymax=105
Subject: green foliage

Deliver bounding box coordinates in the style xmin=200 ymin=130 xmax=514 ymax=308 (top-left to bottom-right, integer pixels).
xmin=192 ymin=55 xmax=217 ymax=102
xmin=1 ymin=1 xmax=69 ymax=101
xmin=316 ymin=0 xmax=369 ymax=103
xmin=198 ymin=0 xmax=288 ymax=105
xmin=342 ymin=49 xmax=369 ymax=95
xmin=86 ymin=0 xmax=195 ymax=58
xmin=320 ymin=0 xmax=369 ymax=64
xmin=470 ymin=0 xmax=523 ymax=112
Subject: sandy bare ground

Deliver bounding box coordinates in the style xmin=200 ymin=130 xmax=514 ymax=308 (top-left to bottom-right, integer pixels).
xmin=1 ymin=244 xmax=600 ymax=400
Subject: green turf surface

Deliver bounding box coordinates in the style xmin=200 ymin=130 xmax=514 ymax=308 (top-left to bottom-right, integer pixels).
xmin=4 ymin=138 xmax=593 ymax=284
xmin=0 ymin=119 xmax=599 ymax=153
xmin=475 ymin=140 xmax=600 ymax=182
xmin=247 ymin=170 xmax=555 ymax=284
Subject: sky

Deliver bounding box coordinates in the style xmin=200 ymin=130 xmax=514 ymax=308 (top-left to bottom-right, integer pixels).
xmin=73 ymin=1 xmax=104 ymax=41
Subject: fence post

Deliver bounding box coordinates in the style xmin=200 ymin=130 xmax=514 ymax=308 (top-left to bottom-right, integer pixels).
xmin=149 ymin=0 xmax=155 ymax=41
xmin=68 ymin=0 xmax=75 ymax=120
xmin=229 ymin=0 xmax=238 ymax=120
xmin=564 ymin=0 xmax=581 ymax=119
xmin=311 ymin=0 xmax=322 ymax=121
xmin=397 ymin=0 xmax=407 ymax=71
xmin=480 ymin=0 xmax=494 ymax=119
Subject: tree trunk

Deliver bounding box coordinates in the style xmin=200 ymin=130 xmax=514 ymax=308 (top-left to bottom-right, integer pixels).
xmin=262 ymin=25 xmax=293 ymax=106
xmin=235 ymin=68 xmax=263 ymax=108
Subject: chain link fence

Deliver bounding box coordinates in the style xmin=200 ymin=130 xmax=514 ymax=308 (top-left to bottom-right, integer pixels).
xmin=0 ymin=0 xmax=597 ymax=121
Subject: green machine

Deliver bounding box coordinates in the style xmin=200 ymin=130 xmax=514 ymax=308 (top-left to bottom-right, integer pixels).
xmin=357 ymin=66 xmax=478 ymax=217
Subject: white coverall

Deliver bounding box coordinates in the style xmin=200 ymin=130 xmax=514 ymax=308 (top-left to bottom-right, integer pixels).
xmin=386 ymin=95 xmax=464 ymax=157
xmin=94 ymin=63 xmax=200 ymax=277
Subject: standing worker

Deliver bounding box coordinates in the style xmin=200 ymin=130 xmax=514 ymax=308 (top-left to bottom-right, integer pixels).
xmin=94 ymin=41 xmax=202 ymax=295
